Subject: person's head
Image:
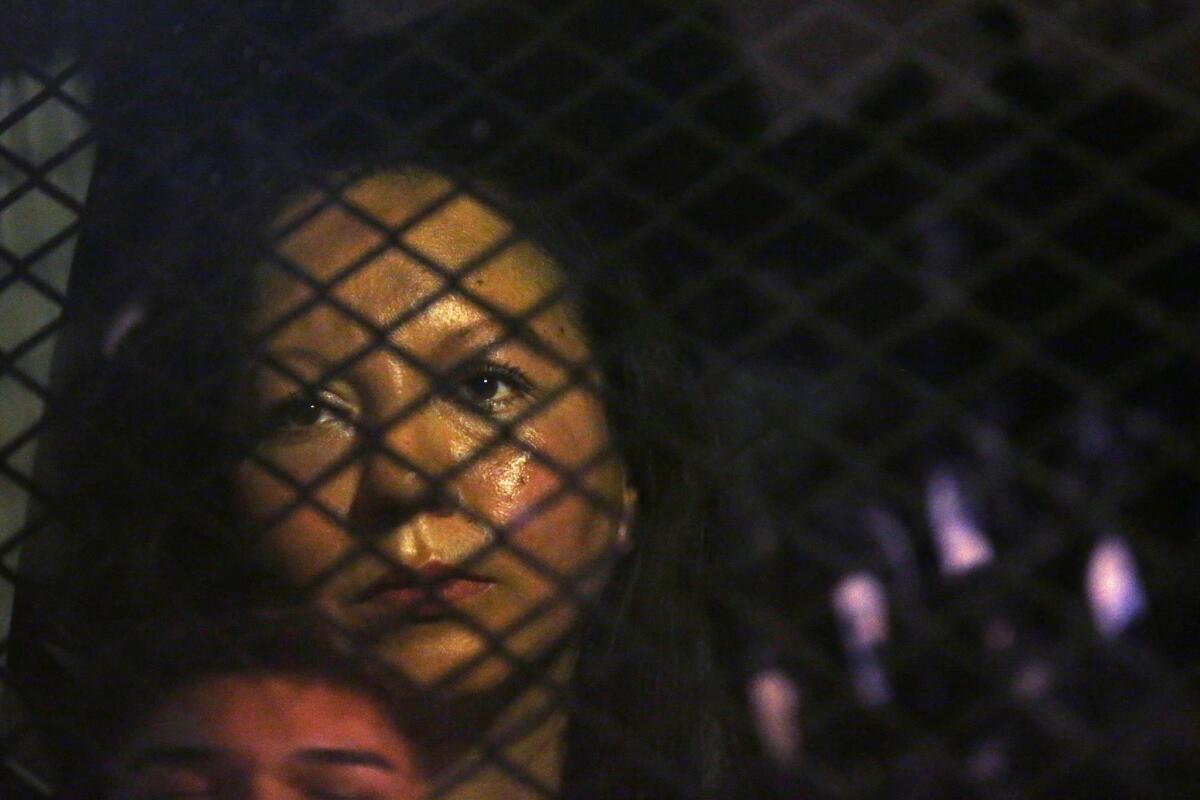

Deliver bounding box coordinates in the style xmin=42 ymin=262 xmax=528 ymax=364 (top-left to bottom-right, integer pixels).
xmin=55 ymin=146 xmax=736 ymax=794
xmin=62 ymin=614 xmax=429 ymax=799
xmin=108 ymin=675 xmax=425 ymax=800
xmin=57 ymin=161 xmax=731 ymax=795
xmin=231 ymin=167 xmax=638 ymax=694
xmin=54 ymin=4 xmax=767 ymax=796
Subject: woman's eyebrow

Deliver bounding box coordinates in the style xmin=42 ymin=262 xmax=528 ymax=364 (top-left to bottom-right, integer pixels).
xmin=292 ymin=747 xmax=396 ymax=771
xmin=442 ymin=317 xmax=507 ymax=344
xmin=260 ymin=347 xmax=334 ymax=369
xmin=433 ymin=318 xmax=517 ymax=360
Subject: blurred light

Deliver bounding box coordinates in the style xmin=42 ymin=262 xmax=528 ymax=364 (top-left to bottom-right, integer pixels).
xmin=103 ymin=300 xmax=146 ymax=357
xmin=832 ymin=572 xmax=889 ymax=648
xmin=832 ymin=572 xmax=891 ymax=706
xmin=926 ymin=468 xmax=994 ymax=577
xmin=747 ymin=667 xmax=802 ymax=768
xmin=1086 ymin=534 xmax=1148 ymax=639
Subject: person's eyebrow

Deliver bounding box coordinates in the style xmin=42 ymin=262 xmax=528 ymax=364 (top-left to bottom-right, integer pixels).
xmin=432 ymin=318 xmax=515 ymax=360
xmin=440 ymin=317 xmax=506 ymax=344
xmin=125 ymin=746 xmax=222 ymax=771
xmin=257 ymin=347 xmax=334 ymax=370
xmin=293 ymin=748 xmax=396 ymax=771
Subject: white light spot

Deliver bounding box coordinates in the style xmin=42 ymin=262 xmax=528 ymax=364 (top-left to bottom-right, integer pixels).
xmin=926 ymin=468 xmax=994 ymax=577
xmin=747 ymin=668 xmax=802 ymax=768
xmin=832 ymin=572 xmax=889 ymax=648
xmin=832 ymin=572 xmax=892 ymax=706
xmin=1086 ymin=534 xmax=1148 ymax=639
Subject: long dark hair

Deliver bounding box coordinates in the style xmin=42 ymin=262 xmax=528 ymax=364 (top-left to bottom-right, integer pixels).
xmin=31 ymin=3 xmax=768 ymax=798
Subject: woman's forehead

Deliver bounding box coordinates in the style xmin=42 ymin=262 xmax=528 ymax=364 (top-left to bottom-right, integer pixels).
xmin=270 ymin=171 xmax=558 ymax=280
xmin=255 ymin=170 xmax=568 ymax=333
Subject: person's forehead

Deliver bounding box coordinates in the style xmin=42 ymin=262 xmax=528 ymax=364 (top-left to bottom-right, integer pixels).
xmin=272 ymin=171 xmax=557 ymax=279
xmin=258 ymin=170 xmax=566 ymax=326
xmin=147 ymin=675 xmax=398 ymax=745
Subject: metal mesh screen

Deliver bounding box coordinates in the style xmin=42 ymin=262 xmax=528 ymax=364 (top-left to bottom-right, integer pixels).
xmin=2 ymin=1 xmax=1198 ymax=798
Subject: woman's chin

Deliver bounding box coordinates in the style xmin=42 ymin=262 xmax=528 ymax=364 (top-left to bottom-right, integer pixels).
xmin=370 ymin=622 xmax=506 ymax=693
xmin=367 ymin=610 xmax=577 ymax=697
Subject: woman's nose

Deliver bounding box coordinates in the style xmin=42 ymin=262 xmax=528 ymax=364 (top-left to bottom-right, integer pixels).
xmin=347 ymin=408 xmax=455 ymax=537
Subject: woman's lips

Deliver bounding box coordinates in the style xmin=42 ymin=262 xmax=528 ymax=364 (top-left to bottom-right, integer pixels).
xmin=352 ymin=562 xmax=494 ymax=622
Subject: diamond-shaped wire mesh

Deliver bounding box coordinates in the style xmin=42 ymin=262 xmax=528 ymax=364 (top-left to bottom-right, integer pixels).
xmin=2 ymin=1 xmax=1198 ymax=798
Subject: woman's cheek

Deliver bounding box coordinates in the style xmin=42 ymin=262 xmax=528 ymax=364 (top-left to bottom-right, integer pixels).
xmin=460 ymin=449 xmax=532 ymax=528
xmin=508 ymin=462 xmax=622 ymax=578
xmin=501 ymin=398 xmax=623 ymax=542
xmin=232 ymin=460 xmax=359 ymax=582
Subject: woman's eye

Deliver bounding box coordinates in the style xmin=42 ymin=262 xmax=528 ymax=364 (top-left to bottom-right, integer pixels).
xmin=261 ymin=392 xmax=353 ymax=435
xmin=448 ymin=365 xmax=531 ymax=411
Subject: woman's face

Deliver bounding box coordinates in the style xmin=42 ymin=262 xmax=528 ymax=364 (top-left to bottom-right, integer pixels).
xmin=110 ymin=675 xmax=426 ymax=799
xmin=232 ymin=171 xmax=634 ymax=693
